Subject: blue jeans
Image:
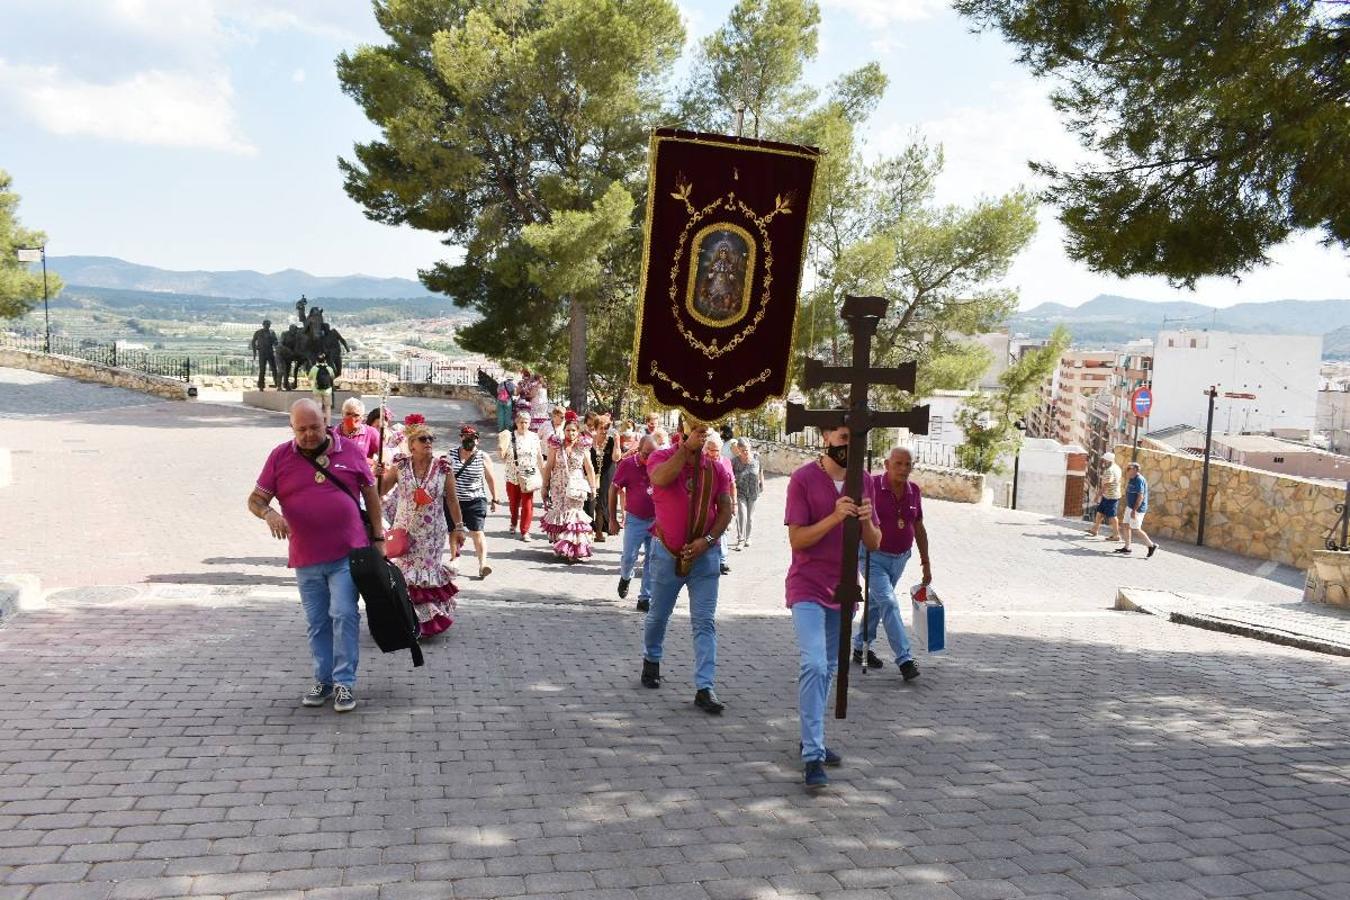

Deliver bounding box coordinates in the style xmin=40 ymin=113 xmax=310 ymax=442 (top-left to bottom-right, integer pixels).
xmin=791 ymin=601 xmax=841 ymax=763
xmin=496 ymin=400 xmax=512 ymax=433
xmin=294 ymin=556 xmax=361 ymax=688
xmin=852 ymin=549 xmax=914 ymax=665
xmin=620 ymin=514 xmax=654 ymax=601
xmin=643 ymin=541 xmax=720 ymax=690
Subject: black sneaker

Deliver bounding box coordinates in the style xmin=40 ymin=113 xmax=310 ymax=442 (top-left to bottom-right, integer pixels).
xmin=640 ymin=659 xmax=661 ymax=689
xmin=720 ymin=563 xmax=731 ymax=575
xmin=804 ymin=760 xmax=828 ymax=790
xmin=301 ymin=683 xmax=333 ymax=707
xmin=800 ymin=743 xmax=842 ymax=767
xmin=694 ymin=688 xmax=725 ymax=714
xmin=899 ymin=660 xmax=920 ymax=682
xmin=1147 ymin=544 xmax=1158 ymax=558
xmin=635 ymin=597 xmax=650 ymax=612
xmin=333 ymin=685 xmax=356 ymax=713
xmin=851 ymin=648 xmax=884 ymax=669
xmin=1113 ymin=546 xmax=1132 ymax=554
xmin=618 ymin=577 xmax=631 ymax=599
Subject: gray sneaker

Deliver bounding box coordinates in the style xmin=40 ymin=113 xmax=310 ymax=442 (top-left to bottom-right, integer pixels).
xmin=302 ymin=683 xmax=333 ymax=707
xmin=333 ymin=685 xmax=356 ymax=713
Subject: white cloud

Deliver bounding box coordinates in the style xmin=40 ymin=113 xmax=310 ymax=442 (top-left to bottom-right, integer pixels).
xmin=0 ymin=60 xmax=257 ymax=155
xmin=911 ymin=78 xmax=1084 ymax=203
xmin=822 ymin=0 xmax=947 ymax=27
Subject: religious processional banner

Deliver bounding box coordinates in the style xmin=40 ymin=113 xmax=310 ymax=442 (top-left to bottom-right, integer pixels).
xmin=633 ymin=128 xmax=819 ymax=422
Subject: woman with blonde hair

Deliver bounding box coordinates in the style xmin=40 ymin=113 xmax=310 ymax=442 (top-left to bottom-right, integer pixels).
xmin=376 ymin=414 xmax=465 ymax=637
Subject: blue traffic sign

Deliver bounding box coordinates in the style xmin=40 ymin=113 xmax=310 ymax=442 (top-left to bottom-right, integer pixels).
xmin=1130 ymin=387 xmax=1153 ymax=418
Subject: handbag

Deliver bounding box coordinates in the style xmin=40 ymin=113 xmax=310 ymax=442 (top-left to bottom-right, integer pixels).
xmin=385 ymin=527 xmax=410 ymax=558
xmin=566 ymin=468 xmax=590 ymax=502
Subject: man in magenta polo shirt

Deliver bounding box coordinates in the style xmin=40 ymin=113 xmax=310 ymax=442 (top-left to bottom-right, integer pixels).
xmin=247 ymin=399 xmax=386 ymax=714
xmin=640 ymin=418 xmax=733 ymax=714
xmin=853 ymin=446 xmax=931 ymax=681
xmin=784 ymin=423 xmax=881 ymax=789
xmin=608 ymin=434 xmax=658 ymax=612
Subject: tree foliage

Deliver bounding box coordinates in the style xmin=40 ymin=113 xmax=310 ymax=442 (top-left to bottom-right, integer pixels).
xmin=336 ymin=0 xmax=683 ymax=410
xmin=953 ymin=0 xmax=1350 ymax=286
xmin=956 ymin=325 xmax=1071 ymax=473
xmin=0 ymin=170 xmax=63 ymax=320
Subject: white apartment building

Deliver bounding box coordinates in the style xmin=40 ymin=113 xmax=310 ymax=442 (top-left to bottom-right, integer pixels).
xmin=1053 ymin=350 xmax=1115 ymax=449
xmin=1149 ymin=330 xmax=1322 ymax=434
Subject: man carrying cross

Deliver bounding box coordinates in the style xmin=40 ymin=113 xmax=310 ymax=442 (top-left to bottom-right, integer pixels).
xmin=785 ymin=423 xmax=882 ymax=789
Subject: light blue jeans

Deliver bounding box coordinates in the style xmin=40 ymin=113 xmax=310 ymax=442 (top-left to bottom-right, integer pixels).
xmin=791 ymin=600 xmax=841 ymax=763
xmin=643 ymin=541 xmax=720 ymax=690
xmin=620 ymin=514 xmax=654 ymax=601
xmin=852 ymin=549 xmax=914 ymax=665
xmin=294 ymin=556 xmax=361 ymax=688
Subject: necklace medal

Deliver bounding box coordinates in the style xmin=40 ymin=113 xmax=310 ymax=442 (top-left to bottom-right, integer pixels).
xmin=313 ymin=471 xmax=326 ymax=484
xmin=413 ymin=487 xmax=433 ymax=507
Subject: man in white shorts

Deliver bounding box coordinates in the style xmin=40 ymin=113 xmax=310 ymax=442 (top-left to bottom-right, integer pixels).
xmin=1114 ymin=461 xmax=1158 ymax=558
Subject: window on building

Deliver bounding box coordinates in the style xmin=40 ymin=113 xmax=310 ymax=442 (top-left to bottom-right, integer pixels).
xmin=1189 ymin=338 xmax=1197 ymax=348
xmin=1273 ymin=456 xmax=1285 ymax=463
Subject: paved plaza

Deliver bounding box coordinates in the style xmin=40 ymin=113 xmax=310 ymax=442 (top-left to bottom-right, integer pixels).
xmin=2 ymin=368 xmax=1349 ymax=899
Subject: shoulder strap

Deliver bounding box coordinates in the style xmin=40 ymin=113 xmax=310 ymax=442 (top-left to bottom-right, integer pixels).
xmin=455 ymin=450 xmax=477 ymax=479
xmin=298 ymin=450 xmax=372 ymax=542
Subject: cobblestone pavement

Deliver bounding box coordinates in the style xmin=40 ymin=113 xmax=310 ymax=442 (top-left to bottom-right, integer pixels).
xmin=2 ymin=371 xmax=1349 ymax=899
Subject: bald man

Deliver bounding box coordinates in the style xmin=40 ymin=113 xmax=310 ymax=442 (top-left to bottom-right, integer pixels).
xmin=248 ymin=400 xmax=386 ymax=713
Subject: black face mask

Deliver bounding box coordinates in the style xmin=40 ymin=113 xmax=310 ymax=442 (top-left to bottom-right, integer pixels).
xmin=825 ymin=443 xmax=848 ymax=468
xmin=462 ymin=438 xmax=477 ymax=450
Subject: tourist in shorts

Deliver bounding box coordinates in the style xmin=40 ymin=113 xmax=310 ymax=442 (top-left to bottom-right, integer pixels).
xmin=1087 ymin=452 xmax=1123 ymax=540
xmin=1115 ymin=461 xmax=1159 ymax=558
xmin=450 ymin=424 xmax=499 ymax=578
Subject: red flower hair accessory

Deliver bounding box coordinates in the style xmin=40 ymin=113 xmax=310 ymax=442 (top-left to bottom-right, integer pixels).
xmin=564 ymin=410 xmax=578 ymax=423
xmin=403 ymin=413 xmax=426 ymax=426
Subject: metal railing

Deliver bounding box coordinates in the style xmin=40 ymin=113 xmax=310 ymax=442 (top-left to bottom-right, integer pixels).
xmin=4 ymin=333 xmax=193 ymax=381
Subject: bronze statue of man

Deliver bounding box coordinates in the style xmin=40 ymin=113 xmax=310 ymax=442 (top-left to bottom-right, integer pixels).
xmin=250 ymin=318 xmax=280 ymax=390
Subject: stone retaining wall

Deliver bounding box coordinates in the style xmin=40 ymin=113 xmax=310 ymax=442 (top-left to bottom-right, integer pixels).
xmin=1122 ymin=444 xmax=1342 ymax=569
xmin=0 ymin=348 xmax=189 ymax=401
xmin=756 ymin=442 xmax=986 ymax=504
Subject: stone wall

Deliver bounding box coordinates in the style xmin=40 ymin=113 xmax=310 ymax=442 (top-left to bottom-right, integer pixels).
xmin=756 ymin=442 xmax=986 ymax=504
xmin=0 ymin=348 xmax=189 ymax=401
xmin=1121 ymin=443 xmax=1343 ymax=569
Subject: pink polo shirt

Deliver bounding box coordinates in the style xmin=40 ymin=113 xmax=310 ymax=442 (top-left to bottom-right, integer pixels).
xmin=256 ymin=432 xmax=374 ymax=568
xmin=611 ymin=454 xmax=657 ymax=520
xmin=784 ymin=460 xmax=879 ymax=609
xmin=336 ymin=422 xmax=380 ymax=462
xmin=646 ymin=445 xmax=732 ymax=553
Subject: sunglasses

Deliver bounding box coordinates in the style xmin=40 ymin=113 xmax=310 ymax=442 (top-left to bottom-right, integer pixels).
xmin=414 ymin=436 xmax=435 ymax=444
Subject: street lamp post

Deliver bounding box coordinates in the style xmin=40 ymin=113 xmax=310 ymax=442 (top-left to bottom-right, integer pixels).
xmin=15 ymin=245 xmax=49 ymax=353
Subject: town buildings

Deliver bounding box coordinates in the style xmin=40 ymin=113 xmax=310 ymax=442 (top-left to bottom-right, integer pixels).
xmin=1149 ymin=330 xmax=1322 ymax=435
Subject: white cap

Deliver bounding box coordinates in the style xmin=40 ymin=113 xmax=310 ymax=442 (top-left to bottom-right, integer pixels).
xmin=1102 ymin=452 xmax=1115 ymax=463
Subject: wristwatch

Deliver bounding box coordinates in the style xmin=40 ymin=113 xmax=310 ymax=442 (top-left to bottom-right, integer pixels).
xmin=704 ymin=533 xmax=716 ymax=546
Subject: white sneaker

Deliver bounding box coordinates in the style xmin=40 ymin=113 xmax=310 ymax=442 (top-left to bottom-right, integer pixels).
xmin=522 ymin=533 xmax=532 ymax=543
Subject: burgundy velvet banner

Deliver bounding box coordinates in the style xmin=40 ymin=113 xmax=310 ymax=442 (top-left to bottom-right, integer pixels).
xmin=633 ymin=128 xmax=819 ymax=422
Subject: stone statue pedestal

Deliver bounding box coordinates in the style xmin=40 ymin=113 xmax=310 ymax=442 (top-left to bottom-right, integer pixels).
xmin=243 ymin=389 xmax=362 ymax=414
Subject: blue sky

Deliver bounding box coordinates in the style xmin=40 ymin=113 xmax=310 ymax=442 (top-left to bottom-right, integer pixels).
xmin=1 ymin=0 xmax=1346 ymax=309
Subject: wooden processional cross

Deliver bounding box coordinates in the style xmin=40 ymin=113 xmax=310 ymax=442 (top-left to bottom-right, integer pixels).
xmin=785 ymin=295 xmax=930 ymax=719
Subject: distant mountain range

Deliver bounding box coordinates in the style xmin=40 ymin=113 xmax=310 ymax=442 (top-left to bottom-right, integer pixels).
xmin=47 ymin=255 xmax=437 ymax=302
xmin=1010 ymin=294 xmax=1350 ymax=356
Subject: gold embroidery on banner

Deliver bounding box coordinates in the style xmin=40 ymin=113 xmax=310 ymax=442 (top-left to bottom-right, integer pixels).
xmin=648 ymin=361 xmax=774 ymax=406
xmin=665 ymin=187 xmax=798 ymax=358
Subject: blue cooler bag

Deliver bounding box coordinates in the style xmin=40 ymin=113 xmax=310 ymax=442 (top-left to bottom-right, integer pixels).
xmin=910 ymin=583 xmax=946 ymax=653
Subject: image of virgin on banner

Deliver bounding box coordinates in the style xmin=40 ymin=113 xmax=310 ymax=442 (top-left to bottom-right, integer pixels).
xmin=632 ymin=129 xmax=819 ymax=423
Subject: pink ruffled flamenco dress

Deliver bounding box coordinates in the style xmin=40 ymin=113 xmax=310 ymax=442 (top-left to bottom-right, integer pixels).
xmin=389 ymin=455 xmax=457 ymax=636
xmin=540 ymin=437 xmax=594 ymax=563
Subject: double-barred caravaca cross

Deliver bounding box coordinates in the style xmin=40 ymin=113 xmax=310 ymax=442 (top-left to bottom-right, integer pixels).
xmin=786 ymin=295 xmax=930 ymax=719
